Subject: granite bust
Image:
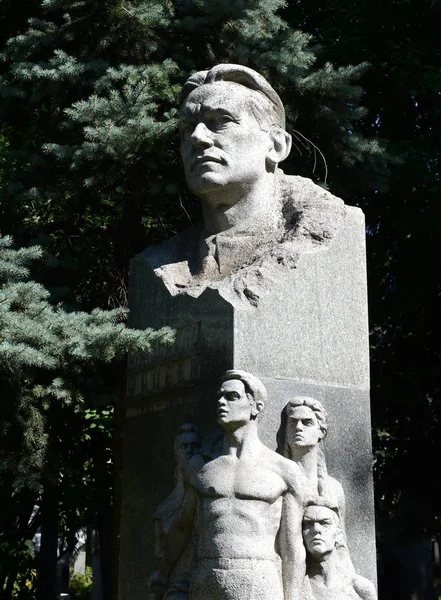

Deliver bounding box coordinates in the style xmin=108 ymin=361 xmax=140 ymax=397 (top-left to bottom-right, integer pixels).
xmin=150 ymin=370 xmax=307 ymax=600
xmin=144 ymin=64 xmax=346 ymax=302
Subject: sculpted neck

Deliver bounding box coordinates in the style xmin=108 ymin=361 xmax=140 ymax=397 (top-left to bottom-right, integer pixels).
xmin=289 ymin=445 xmax=320 ymax=492
xmin=200 ymin=172 xmax=279 ymax=236
xmin=222 ymin=420 xmax=261 ymax=457
xmin=308 ymin=548 xmax=340 ymax=586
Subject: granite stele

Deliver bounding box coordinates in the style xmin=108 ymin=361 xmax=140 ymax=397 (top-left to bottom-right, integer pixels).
xmin=119 ymin=64 xmax=376 ymax=600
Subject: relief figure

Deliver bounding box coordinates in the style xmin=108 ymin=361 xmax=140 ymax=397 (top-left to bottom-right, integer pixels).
xmin=152 ymin=424 xmax=202 ymax=600
xmin=150 ymin=370 xmax=307 ymax=600
xmin=301 ymin=500 xmax=377 ymax=600
xmin=277 ymin=397 xmax=346 ymax=527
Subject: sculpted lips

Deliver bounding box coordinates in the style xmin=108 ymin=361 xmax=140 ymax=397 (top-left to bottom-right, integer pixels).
xmin=191 ymin=155 xmax=224 ymax=169
xmin=311 ymin=537 xmax=324 ymax=544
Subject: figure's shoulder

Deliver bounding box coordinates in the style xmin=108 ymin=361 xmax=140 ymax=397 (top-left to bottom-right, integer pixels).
xmin=278 ymin=171 xmax=345 ymax=209
xmin=262 ymin=446 xmax=304 ymax=484
xmin=277 ymin=171 xmax=347 ymax=246
xmin=142 ymin=225 xmax=200 ymax=270
xmin=185 ymin=453 xmax=207 ymax=483
xmin=327 ymin=475 xmax=345 ymax=498
xmin=352 ymin=574 xmax=377 ymax=600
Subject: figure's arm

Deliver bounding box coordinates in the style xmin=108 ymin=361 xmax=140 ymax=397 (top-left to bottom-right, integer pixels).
xmin=149 ymin=486 xmax=198 ymax=595
xmin=335 ymin=479 xmax=346 ymax=534
xmin=279 ymin=490 xmax=306 ymax=600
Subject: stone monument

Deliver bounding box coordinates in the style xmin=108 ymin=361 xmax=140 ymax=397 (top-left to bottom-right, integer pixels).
xmin=119 ymin=64 xmax=376 ymax=599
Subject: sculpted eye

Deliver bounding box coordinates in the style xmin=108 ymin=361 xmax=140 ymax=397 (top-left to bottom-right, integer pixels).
xmin=210 ymin=115 xmax=236 ymax=131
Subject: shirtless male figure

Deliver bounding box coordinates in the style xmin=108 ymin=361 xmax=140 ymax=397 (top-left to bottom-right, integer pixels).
xmin=150 ymin=370 xmax=306 ymax=600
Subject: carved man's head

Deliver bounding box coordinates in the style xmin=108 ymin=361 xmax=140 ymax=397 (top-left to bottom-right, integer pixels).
xmin=302 ymin=500 xmax=343 ymax=559
xmin=217 ymin=369 xmax=267 ymax=427
xmin=173 ymin=423 xmax=201 ymax=471
xmin=179 ymin=64 xmax=292 ymax=202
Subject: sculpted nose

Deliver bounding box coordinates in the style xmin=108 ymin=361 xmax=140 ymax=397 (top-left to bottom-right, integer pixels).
xmin=191 ymin=122 xmax=213 ymax=147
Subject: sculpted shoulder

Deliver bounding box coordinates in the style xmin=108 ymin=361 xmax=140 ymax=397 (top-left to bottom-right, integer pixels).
xmin=260 ymin=446 xmax=306 ymax=497
xmin=278 ymin=171 xmax=347 ymax=246
xmin=352 ymin=574 xmax=377 ymax=600
xmin=142 ymin=225 xmax=199 ymax=271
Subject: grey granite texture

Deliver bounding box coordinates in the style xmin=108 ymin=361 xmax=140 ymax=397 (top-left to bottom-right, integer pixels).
xmin=302 ymin=503 xmax=377 ymax=600
xmin=118 ymin=63 xmax=375 ymax=600
xmin=118 ymin=207 xmax=375 ymax=599
xmin=128 ymin=202 xmax=368 ymax=394
xmin=150 ymin=371 xmax=307 ymax=600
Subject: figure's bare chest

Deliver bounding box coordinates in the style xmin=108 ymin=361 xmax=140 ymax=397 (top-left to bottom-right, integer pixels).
xmin=193 ymin=457 xmax=286 ymax=503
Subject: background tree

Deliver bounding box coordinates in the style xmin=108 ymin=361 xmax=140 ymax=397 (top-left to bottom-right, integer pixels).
xmin=0 ymin=0 xmax=388 ymax=306
xmin=0 ymin=234 xmax=173 ymax=599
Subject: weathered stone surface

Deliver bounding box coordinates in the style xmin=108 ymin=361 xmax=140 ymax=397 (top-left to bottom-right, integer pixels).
xmin=150 ymin=371 xmax=306 ymax=600
xmin=119 ymin=206 xmax=375 ymax=596
xmin=302 ymin=502 xmax=377 ymax=600
xmin=118 ymin=63 xmax=376 ymax=600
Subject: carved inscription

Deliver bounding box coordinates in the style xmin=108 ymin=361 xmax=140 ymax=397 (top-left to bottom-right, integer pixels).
xmin=127 ymin=356 xmax=201 ymax=398
xmin=127 ymin=321 xmax=202 ymax=399
xmin=125 ymin=395 xmax=200 ymax=417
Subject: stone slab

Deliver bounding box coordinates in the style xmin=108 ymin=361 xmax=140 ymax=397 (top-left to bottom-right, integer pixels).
xmin=118 ymin=204 xmax=376 ymax=599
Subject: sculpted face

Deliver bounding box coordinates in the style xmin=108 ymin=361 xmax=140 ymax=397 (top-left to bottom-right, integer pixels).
xmin=302 ymin=506 xmax=340 ymax=558
xmin=175 ymin=430 xmax=200 ymax=470
xmin=179 ymin=82 xmax=274 ymax=202
xmin=287 ymin=405 xmax=323 ymax=449
xmin=217 ymin=379 xmax=256 ymax=427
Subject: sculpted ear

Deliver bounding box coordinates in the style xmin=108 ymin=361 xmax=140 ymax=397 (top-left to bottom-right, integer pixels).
xmin=335 ymin=527 xmax=346 ymax=548
xmin=251 ymin=399 xmax=264 ymax=418
xmin=267 ymin=127 xmax=292 ymax=167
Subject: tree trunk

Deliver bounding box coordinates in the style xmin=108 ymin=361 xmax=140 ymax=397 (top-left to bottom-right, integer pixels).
xmin=37 ymin=484 xmax=58 ymax=600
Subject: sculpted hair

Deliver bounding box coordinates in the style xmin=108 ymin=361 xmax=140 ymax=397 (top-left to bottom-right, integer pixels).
xmin=303 ymin=500 xmax=346 ymax=550
xmin=277 ymin=396 xmax=329 ymax=496
xmin=305 ymin=496 xmax=339 ymax=517
xmin=180 ymin=63 xmax=286 ymax=130
xmin=222 ymin=369 xmax=268 ymax=415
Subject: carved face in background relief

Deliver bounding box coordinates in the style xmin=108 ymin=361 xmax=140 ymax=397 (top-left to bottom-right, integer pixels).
xmin=302 ymin=505 xmax=341 ymax=558
xmin=287 ymin=405 xmax=324 ymax=449
xmin=173 ymin=425 xmax=201 ymax=471
xmin=179 ymin=82 xmax=275 ymax=202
